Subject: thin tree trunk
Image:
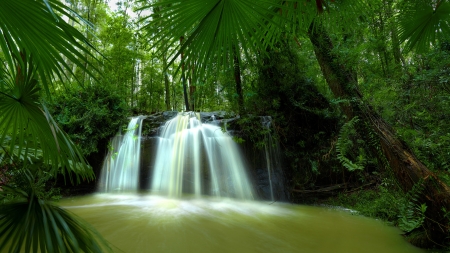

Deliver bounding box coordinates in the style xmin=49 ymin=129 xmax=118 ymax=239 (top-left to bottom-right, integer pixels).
xmin=180 ymin=36 xmax=190 ymax=111
xmin=163 ymin=53 xmax=171 ymax=110
xmin=308 ymin=21 xmax=450 ymax=246
xmin=233 ymin=45 xmax=244 ymax=114
xmin=189 ymin=64 xmax=196 ymax=111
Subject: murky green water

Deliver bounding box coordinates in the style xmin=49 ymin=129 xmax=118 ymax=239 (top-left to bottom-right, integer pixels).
xmin=60 ymin=194 xmax=423 ymax=253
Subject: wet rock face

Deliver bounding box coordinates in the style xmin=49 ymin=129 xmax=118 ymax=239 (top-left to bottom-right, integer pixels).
xmin=141 ymin=111 xmax=178 ymax=137
xmin=141 ymin=111 xmax=238 ymax=137
xmin=198 ymin=111 xmax=234 ymax=123
xmin=139 ymin=137 xmax=159 ymax=189
xmin=240 ymin=141 xmax=289 ymax=202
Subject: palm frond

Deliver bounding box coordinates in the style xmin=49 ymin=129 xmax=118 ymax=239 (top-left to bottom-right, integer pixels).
xmin=396 ymin=0 xmax=450 ymax=53
xmin=0 ymin=0 xmax=99 ymax=94
xmin=0 ymin=197 xmax=111 ymax=253
xmin=0 ymin=170 xmax=111 ymax=252
xmin=140 ymin=0 xmax=285 ymax=78
xmin=140 ymin=0 xmax=372 ymax=78
xmin=0 ymin=55 xmax=93 ymax=184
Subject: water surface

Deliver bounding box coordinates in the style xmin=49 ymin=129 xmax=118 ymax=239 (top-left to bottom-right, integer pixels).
xmin=60 ymin=194 xmax=423 ymax=253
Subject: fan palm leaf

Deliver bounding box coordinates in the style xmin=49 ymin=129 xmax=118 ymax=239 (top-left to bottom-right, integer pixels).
xmin=0 ymin=54 xmax=93 ymax=184
xmin=140 ymin=0 xmax=285 ymax=78
xmin=140 ymin=0 xmax=373 ymax=78
xmin=0 ymin=0 xmax=99 ymax=94
xmin=143 ymin=0 xmax=450 ymax=76
xmin=396 ymin=0 xmax=450 ymax=53
xmin=0 ymin=171 xmax=111 ymax=253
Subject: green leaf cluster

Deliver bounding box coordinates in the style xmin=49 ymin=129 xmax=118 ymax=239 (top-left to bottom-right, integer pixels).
xmin=0 ymin=170 xmax=110 ymax=252
xmin=0 ymin=1 xmax=111 ymax=252
xmin=336 ymin=117 xmax=367 ymax=171
xmin=48 ymin=85 xmax=129 ymax=156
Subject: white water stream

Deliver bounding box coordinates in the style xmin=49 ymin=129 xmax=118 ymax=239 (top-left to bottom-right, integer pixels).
xmin=151 ymin=112 xmax=254 ymax=199
xmin=98 ymin=116 xmax=144 ymax=192
xmin=82 ymin=113 xmax=424 ymax=253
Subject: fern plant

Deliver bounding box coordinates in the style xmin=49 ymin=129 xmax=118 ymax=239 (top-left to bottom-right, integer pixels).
xmin=335 ymin=116 xmax=367 ymax=171
xmin=398 ymin=181 xmax=427 ymax=233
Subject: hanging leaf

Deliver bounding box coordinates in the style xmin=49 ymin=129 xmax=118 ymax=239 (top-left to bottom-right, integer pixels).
xmin=0 ymin=170 xmax=110 ymax=252
xmin=397 ymin=0 xmax=450 ymax=53
xmin=139 ymin=0 xmax=286 ymax=78
xmin=139 ymin=0 xmax=372 ymax=79
xmin=0 ymin=0 xmax=100 ymax=95
xmin=0 ymin=55 xmax=93 ymax=184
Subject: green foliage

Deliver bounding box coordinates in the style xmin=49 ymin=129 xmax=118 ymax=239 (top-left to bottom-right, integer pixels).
xmin=0 ymin=1 xmax=111 ymax=252
xmin=327 ymin=182 xmax=405 ymax=222
xmin=0 ymin=170 xmax=111 ymax=253
xmin=141 ymin=0 xmax=283 ymax=79
xmin=48 ymin=85 xmax=129 ymax=156
xmin=2 ymin=168 xmax=61 ymax=203
xmin=233 ymin=115 xmax=272 ymax=148
xmin=396 ymin=0 xmax=450 ymax=53
xmin=336 ymin=117 xmax=367 ymax=171
xmin=398 ymin=181 xmax=427 ymax=233
xmin=0 ymin=55 xmax=93 ymax=184
xmin=250 ymin=39 xmax=341 ymax=189
xmin=0 ymin=0 xmax=99 ymax=94
xmin=326 ymin=179 xmax=427 ymax=234
xmin=366 ymin=45 xmax=450 ymax=173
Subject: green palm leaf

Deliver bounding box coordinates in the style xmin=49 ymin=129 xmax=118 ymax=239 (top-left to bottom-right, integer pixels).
xmin=0 ymin=0 xmax=99 ymax=94
xmin=140 ymin=0 xmax=284 ymax=78
xmin=0 ymin=55 xmax=93 ymax=184
xmin=396 ymin=0 xmax=450 ymax=52
xmin=0 ymin=195 xmax=111 ymax=253
xmin=140 ymin=0 xmax=371 ymax=78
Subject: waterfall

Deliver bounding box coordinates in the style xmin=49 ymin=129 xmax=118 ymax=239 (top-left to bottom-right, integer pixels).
xmin=98 ymin=116 xmax=145 ymax=192
xmin=260 ymin=116 xmax=287 ymax=201
xmin=151 ymin=112 xmax=255 ymax=200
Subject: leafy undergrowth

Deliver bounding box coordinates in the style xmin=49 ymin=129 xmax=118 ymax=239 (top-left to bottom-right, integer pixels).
xmin=319 ymin=181 xmax=445 ymax=249
xmin=322 ymin=183 xmax=405 ymax=224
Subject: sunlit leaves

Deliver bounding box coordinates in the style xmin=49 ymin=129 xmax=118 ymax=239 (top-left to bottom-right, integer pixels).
xmin=0 ymin=56 xmax=93 ymax=184
xmin=0 ymin=0 xmax=99 ymax=94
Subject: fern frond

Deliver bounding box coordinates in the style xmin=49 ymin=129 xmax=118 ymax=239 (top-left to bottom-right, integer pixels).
xmin=336 ymin=116 xmax=366 ymax=171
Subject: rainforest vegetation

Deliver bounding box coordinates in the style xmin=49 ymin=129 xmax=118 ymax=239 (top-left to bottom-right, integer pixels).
xmin=1 ymin=0 xmax=450 ymax=252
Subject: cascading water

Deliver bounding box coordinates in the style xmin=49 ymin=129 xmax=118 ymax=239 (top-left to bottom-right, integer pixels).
xmin=62 ymin=112 xmax=424 ymax=253
xmin=261 ymin=116 xmax=280 ymax=201
xmin=98 ymin=116 xmax=145 ymax=192
xmin=151 ymin=112 xmax=254 ymax=200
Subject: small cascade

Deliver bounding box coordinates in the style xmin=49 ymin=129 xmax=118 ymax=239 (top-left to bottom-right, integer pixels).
xmin=151 ymin=112 xmax=255 ymax=200
xmin=260 ymin=116 xmax=284 ymax=201
xmin=98 ymin=116 xmax=145 ymax=192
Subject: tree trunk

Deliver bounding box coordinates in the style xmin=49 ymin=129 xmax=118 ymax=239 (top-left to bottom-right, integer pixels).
xmin=180 ymin=36 xmax=190 ymax=111
xmin=233 ymin=45 xmax=244 ymax=114
xmin=308 ymin=21 xmax=450 ymax=246
xmin=189 ymin=64 xmax=196 ymax=111
xmin=163 ymin=51 xmax=171 ymax=111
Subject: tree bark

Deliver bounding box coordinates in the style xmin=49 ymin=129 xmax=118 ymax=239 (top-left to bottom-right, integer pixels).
xmin=180 ymin=36 xmax=190 ymax=111
xmin=308 ymin=21 xmax=450 ymax=246
xmin=189 ymin=64 xmax=196 ymax=111
xmin=163 ymin=52 xmax=171 ymax=110
xmin=233 ymin=45 xmax=245 ymax=114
